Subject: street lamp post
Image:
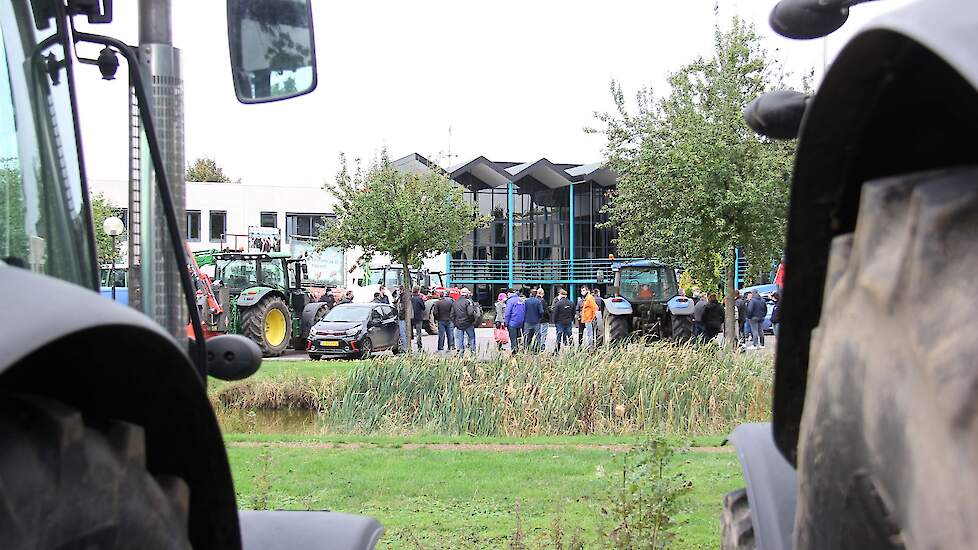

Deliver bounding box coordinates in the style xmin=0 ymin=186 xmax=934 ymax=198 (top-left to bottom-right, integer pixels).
xmin=103 ymin=216 xmax=125 ymax=301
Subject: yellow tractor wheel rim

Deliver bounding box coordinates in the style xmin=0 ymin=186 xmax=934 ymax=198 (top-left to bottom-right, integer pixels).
xmin=264 ymin=308 xmax=287 ymax=346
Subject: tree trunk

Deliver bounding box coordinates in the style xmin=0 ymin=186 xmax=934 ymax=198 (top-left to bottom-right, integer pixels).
xmin=400 ymin=251 xmax=413 ymax=352
xmin=724 ymin=249 xmax=737 ymax=351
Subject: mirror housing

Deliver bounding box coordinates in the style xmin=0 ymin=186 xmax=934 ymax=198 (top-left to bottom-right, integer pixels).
xmin=744 ymin=90 xmax=809 ymax=140
xmin=227 ymin=0 xmax=317 ymax=103
xmin=207 ymin=334 xmax=263 ymax=381
xmin=769 ymin=0 xmax=850 ymax=40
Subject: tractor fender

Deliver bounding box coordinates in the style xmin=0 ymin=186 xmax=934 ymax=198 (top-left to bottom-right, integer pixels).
xmin=236 ymin=286 xmax=284 ymax=308
xmin=0 ymin=265 xmax=241 ymax=548
xmin=603 ymin=297 xmax=633 ymax=316
xmin=727 ymin=423 xmax=797 ymax=550
xmin=300 ymin=302 xmax=330 ymax=342
xmin=239 ymin=510 xmax=383 ymax=550
xmin=667 ymin=295 xmax=694 ymax=316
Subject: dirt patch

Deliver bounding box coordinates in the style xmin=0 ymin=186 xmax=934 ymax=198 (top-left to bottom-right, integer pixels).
xmin=227 ymin=441 xmax=734 ymax=453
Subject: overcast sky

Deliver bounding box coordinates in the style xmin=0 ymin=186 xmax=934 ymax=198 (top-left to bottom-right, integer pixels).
xmin=74 ymin=0 xmax=913 ymax=188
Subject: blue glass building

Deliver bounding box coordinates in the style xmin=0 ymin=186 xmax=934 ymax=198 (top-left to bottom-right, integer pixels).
xmin=394 ymin=154 xmax=621 ymax=306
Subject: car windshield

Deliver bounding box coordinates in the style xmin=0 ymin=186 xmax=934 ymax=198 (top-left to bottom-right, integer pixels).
xmin=619 ymin=266 xmax=676 ymax=302
xmin=323 ymin=305 xmax=372 ymax=323
xmin=0 ymin=6 xmax=95 ymax=287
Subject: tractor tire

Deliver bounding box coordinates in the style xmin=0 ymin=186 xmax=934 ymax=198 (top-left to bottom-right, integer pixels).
xmin=606 ymin=313 xmax=630 ymax=344
xmin=0 ymin=394 xmax=191 ymax=549
xmin=794 ymin=168 xmax=978 ymax=549
xmin=424 ymin=314 xmax=437 ymax=335
xmin=671 ymin=314 xmax=693 ymax=342
xmin=240 ymin=295 xmax=291 ymax=357
xmin=720 ymin=488 xmax=756 ymax=550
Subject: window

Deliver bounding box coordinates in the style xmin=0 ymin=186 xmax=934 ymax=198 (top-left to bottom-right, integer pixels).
xmin=209 ymin=210 xmax=226 ymax=242
xmin=286 ymin=212 xmax=332 ymax=241
xmin=260 ymin=211 xmax=277 ymax=228
xmin=186 ymin=210 xmax=201 ymax=241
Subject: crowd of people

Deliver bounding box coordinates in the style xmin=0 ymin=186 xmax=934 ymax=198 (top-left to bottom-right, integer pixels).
xmin=321 ymin=279 xmax=783 ymax=356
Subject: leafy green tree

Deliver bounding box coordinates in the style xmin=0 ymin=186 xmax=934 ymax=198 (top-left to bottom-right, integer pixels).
xmin=91 ymin=193 xmax=125 ymax=266
xmin=592 ymin=15 xmax=796 ymax=347
xmin=0 ymin=159 xmax=27 ymax=259
xmin=319 ymin=150 xmax=486 ymax=339
xmin=186 ymin=156 xmax=234 ymax=182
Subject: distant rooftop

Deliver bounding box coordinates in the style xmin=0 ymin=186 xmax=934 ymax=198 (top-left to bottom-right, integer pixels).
xmin=393 ymin=153 xmax=616 ymax=190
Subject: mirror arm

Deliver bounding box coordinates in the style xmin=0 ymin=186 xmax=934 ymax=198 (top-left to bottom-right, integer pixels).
xmin=72 ymin=31 xmax=209 ymax=383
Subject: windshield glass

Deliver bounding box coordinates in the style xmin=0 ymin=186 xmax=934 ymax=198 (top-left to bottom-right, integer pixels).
xmin=323 ymin=305 xmax=371 ymax=323
xmin=619 ymin=266 xmax=677 ymax=302
xmin=216 ymin=258 xmax=286 ymax=288
xmin=0 ymin=5 xmax=95 ymax=286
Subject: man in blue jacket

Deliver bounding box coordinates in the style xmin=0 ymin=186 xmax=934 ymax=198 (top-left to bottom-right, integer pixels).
xmin=747 ymin=291 xmax=767 ymax=349
xmin=522 ymin=288 xmax=546 ymax=352
xmin=504 ymin=291 xmax=527 ymax=353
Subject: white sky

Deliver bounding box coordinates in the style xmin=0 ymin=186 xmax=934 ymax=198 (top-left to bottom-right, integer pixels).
xmin=74 ymin=0 xmax=913 ymax=188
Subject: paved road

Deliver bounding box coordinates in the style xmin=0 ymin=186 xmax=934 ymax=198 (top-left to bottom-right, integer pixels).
xmin=268 ymin=326 xmax=776 ymax=361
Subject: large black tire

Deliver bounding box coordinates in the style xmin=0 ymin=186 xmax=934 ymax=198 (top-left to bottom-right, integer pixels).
xmin=0 ymin=394 xmax=191 ymax=549
xmin=240 ymin=295 xmax=292 ymax=357
xmin=424 ymin=312 xmax=437 ymax=335
xmin=671 ymin=314 xmax=693 ymax=342
xmin=606 ymin=312 xmax=630 ymax=344
xmin=720 ymin=488 xmax=756 ymax=550
xmin=794 ymin=169 xmax=978 ymax=548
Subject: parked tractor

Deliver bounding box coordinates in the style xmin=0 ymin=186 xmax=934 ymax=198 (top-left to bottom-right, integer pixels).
xmin=604 ymin=260 xmax=681 ymax=342
xmin=196 ymin=251 xmax=329 ymax=357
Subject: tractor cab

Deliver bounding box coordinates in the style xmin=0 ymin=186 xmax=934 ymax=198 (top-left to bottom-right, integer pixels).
xmin=612 ymin=260 xmax=678 ymax=304
xmin=213 ymin=252 xmax=292 ymax=294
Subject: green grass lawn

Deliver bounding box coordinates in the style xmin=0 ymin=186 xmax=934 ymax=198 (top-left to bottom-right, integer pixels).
xmin=227 ymin=440 xmax=742 ymax=549
xmin=250 ymin=359 xmax=365 ymax=380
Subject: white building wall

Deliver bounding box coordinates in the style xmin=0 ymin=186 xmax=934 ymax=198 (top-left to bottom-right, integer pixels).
xmin=89 ymin=179 xmax=449 ymax=287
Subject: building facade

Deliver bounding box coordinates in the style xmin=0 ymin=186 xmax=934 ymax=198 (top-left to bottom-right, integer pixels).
xmin=393 ymin=154 xmax=620 ymax=305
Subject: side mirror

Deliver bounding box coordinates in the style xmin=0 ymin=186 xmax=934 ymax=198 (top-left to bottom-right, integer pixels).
xmin=227 ymin=0 xmax=317 ymax=103
xmin=369 ymin=317 xmax=381 ymax=327
xmin=769 ymin=0 xmax=850 ymax=40
xmin=207 ymin=334 xmax=262 ymax=381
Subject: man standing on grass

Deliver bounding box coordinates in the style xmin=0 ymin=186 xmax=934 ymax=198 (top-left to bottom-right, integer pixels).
xmin=410 ymin=286 xmax=426 ymax=352
xmin=451 ymin=288 xmax=478 ymax=356
xmin=552 ymin=288 xmax=574 ymax=351
xmin=693 ymin=293 xmax=708 ymax=339
xmin=505 ymin=290 xmax=527 ymax=353
xmin=537 ymin=287 xmax=551 ymax=352
xmin=523 ymin=287 xmax=546 ymax=352
xmin=747 ymin=291 xmax=767 ymax=349
xmin=580 ymin=286 xmax=598 ymax=349
xmin=434 ymin=290 xmax=456 ymax=352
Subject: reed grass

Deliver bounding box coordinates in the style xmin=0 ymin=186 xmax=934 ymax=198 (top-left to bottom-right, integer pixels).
xmin=215 ymin=343 xmax=772 ymax=436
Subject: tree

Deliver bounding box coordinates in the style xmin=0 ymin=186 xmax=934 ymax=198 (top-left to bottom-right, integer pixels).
xmin=318 ymin=151 xmax=487 ymax=341
xmin=91 ymin=193 xmax=125 ymax=266
xmin=0 ymin=159 xmax=27 ymax=260
xmin=591 ymin=15 xmax=796 ymax=349
xmin=186 ymin=156 xmax=234 ymax=182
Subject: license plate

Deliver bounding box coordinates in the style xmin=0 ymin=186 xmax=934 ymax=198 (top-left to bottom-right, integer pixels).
xmin=322 ymin=341 xmax=340 ymax=348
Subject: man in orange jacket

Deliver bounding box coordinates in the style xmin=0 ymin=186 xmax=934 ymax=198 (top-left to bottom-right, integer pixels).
xmin=580 ymin=286 xmax=598 ymax=348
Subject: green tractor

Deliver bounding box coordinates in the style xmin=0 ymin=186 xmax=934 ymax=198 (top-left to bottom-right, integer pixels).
xmin=201 ymin=252 xmax=328 ymax=357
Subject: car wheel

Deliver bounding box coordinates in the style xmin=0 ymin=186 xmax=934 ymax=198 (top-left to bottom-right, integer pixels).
xmin=360 ymin=338 xmax=373 ymax=359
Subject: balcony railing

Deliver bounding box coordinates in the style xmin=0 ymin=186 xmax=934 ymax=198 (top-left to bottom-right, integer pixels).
xmin=449 ymin=258 xmax=637 ymax=284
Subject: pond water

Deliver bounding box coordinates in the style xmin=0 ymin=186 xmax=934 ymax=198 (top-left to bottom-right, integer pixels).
xmin=216 ymin=407 xmax=324 ymax=435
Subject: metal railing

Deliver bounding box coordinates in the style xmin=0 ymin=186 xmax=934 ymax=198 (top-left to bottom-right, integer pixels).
xmin=449 ymin=258 xmax=637 ymax=283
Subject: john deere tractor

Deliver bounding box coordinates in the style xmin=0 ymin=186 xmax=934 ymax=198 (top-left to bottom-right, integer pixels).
xmin=203 ymin=252 xmax=328 ymax=356
xmin=604 ymin=260 xmax=681 ymax=342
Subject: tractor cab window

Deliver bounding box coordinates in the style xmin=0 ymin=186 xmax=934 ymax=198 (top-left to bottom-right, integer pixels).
xmin=0 ymin=9 xmax=95 ymax=286
xmin=258 ymin=259 xmax=286 ymax=288
xmin=619 ymin=267 xmax=677 ymax=302
xmin=217 ymin=259 xmax=257 ymax=289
